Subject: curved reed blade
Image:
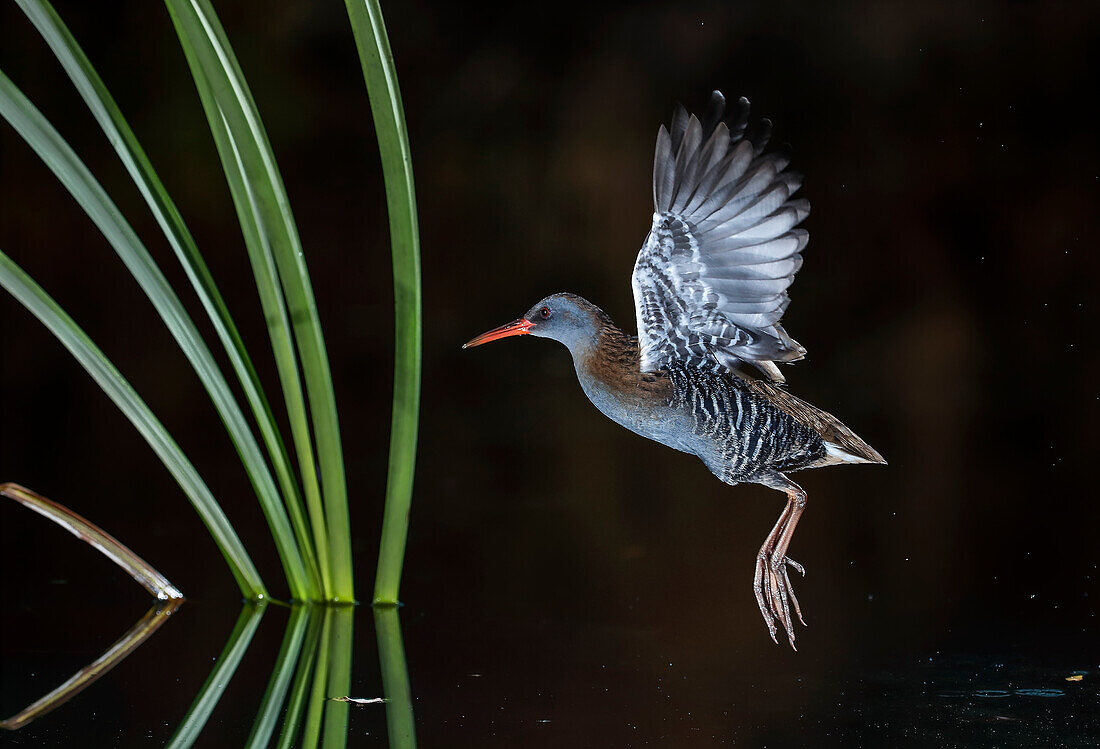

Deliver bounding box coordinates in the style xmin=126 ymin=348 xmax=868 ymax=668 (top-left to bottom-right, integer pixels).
xmin=1 ymin=483 xmax=183 ymax=600
xmin=0 ymin=251 xmax=264 ymax=598
xmin=0 ymin=69 xmax=311 ymax=600
xmin=165 ymin=603 xmax=267 ymax=749
xmin=164 ymin=0 xmax=352 ymax=601
xmin=0 ymin=599 xmax=182 ymax=731
xmin=15 ymin=0 xmax=322 ymax=595
xmin=344 ymin=0 xmax=423 ymax=606
xmin=187 ymin=65 xmax=331 ymax=598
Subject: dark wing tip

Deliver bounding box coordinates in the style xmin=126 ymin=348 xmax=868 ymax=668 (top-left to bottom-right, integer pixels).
xmin=701 ymin=91 xmax=726 ymax=134
xmin=750 ymin=117 xmax=774 ymax=155
xmin=730 ymin=96 xmax=752 ymax=139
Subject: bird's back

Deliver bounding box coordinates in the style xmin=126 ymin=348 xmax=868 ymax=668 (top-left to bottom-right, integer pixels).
xmin=664 ymin=365 xmax=828 ymax=484
xmin=573 ymin=320 xmax=881 ymax=484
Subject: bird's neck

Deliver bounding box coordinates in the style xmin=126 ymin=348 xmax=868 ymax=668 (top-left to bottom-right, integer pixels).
xmin=558 ymin=309 xmax=629 ymax=366
xmin=571 ymin=319 xmax=671 ymax=402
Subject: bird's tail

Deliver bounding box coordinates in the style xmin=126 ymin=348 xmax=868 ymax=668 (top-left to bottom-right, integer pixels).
xmin=746 ymin=379 xmax=886 ymax=466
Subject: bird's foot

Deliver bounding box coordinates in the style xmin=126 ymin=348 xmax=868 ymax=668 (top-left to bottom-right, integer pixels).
xmin=753 ymin=552 xmax=806 ymax=650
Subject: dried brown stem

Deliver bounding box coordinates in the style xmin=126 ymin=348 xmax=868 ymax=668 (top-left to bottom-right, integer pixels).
xmin=1 ymin=482 xmax=183 ymax=600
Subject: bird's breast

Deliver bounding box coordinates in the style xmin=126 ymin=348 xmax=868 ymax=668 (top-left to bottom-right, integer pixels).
xmin=574 ymin=358 xmax=696 ymax=454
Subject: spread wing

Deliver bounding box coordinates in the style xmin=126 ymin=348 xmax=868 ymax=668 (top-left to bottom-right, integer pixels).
xmin=631 ymin=91 xmax=809 ymax=382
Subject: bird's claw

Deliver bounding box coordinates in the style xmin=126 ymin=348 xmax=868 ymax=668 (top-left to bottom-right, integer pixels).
xmin=754 ymin=551 xmax=806 ymax=649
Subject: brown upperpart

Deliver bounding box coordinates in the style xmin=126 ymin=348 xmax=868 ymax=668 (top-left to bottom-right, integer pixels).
xmin=579 ymin=317 xmax=884 ymax=465
xmin=580 ymin=321 xmax=672 ymax=402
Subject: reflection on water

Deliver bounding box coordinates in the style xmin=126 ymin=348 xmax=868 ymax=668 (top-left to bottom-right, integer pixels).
xmin=165 ymin=602 xmax=264 ymax=747
xmin=159 ymin=603 xmax=387 ymax=748
xmin=375 ymin=605 xmax=417 ymax=748
xmin=0 ymin=599 xmax=181 ymax=730
xmin=1 ymin=592 xmax=1095 ymax=746
xmin=1 ymin=600 xmax=421 ymax=748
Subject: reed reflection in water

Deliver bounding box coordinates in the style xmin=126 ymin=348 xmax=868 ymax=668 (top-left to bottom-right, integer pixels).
xmin=3 ymin=599 xmax=419 ymax=748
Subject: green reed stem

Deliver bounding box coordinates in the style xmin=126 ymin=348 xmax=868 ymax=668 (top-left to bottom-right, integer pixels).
xmin=165 ymin=0 xmax=351 ymax=601
xmin=15 ymin=0 xmax=323 ymax=598
xmin=0 ymin=68 xmax=310 ymax=599
xmin=0 ymin=252 xmax=265 ymax=599
xmin=344 ymin=0 xmax=423 ymax=605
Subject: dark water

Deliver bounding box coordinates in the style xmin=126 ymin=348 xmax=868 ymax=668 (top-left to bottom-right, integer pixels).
xmin=3 ymin=498 xmax=1098 ymax=747
xmin=2 ymin=568 xmax=1097 ymax=747
xmin=2 ymin=0 xmax=1099 ymax=745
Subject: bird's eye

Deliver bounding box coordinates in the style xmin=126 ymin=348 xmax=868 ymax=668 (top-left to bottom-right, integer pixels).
xmin=539 ymin=307 xmax=551 ymax=319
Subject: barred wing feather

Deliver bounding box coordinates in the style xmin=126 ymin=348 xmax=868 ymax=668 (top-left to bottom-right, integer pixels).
xmin=631 ymin=92 xmax=809 ymax=381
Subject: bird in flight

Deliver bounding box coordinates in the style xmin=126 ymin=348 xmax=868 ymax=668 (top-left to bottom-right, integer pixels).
xmin=464 ymin=91 xmax=885 ymax=649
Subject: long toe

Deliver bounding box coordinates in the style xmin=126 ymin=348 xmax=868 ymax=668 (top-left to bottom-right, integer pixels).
xmin=769 ymin=552 xmax=807 ymax=649
xmin=770 ymin=558 xmax=796 ymax=646
xmin=783 ymin=565 xmax=807 ymax=627
xmin=754 ymin=554 xmax=778 ymax=644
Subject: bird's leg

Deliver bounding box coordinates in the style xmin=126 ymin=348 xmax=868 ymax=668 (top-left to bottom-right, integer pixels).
xmin=753 ymin=498 xmax=793 ymax=644
xmin=754 ymin=474 xmax=808 ymax=650
xmin=769 ymin=484 xmax=808 ymax=649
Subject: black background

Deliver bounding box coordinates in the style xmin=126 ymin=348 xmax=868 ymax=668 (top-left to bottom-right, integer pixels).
xmin=2 ymin=1 xmax=1098 ymax=746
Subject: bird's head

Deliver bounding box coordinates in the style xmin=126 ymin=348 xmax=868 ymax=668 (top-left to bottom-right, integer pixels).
xmin=463 ymin=292 xmax=606 ymax=354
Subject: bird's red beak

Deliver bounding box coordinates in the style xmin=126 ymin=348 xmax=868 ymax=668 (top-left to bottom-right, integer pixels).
xmin=462 ymin=318 xmax=535 ymax=349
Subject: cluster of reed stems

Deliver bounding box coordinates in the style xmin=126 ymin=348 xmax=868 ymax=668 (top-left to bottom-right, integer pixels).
xmin=0 ymin=0 xmax=421 ymax=605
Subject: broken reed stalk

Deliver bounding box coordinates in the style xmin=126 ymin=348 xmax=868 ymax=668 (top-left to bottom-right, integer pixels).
xmin=1 ymin=482 xmax=183 ymax=600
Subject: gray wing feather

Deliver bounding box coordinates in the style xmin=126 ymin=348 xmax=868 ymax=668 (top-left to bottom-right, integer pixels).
xmin=632 ymin=91 xmax=810 ymax=380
